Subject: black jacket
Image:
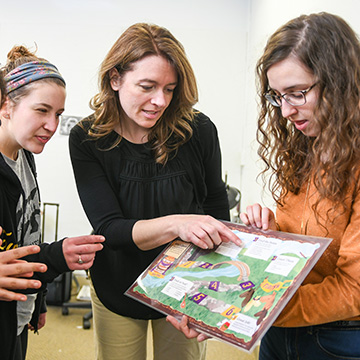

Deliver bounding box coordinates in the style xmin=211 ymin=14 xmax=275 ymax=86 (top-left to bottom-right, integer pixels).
xmin=0 ymin=150 xmax=70 ymax=360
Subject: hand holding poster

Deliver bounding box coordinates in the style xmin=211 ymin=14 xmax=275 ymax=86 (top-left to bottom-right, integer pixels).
xmin=126 ymin=221 xmax=331 ymax=352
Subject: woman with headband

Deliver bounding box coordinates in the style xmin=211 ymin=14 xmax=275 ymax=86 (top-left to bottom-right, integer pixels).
xmin=0 ymin=72 xmax=47 ymax=305
xmin=0 ymin=46 xmax=105 ymax=360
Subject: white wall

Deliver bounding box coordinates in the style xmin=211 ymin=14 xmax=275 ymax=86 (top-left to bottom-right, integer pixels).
xmin=0 ymin=0 xmax=249 ymax=241
xmin=1 ymin=0 xmax=359 ymax=241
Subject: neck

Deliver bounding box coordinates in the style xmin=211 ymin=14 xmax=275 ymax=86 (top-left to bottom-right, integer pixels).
xmin=0 ymin=128 xmax=20 ymax=160
xmin=114 ymin=123 xmax=149 ymax=144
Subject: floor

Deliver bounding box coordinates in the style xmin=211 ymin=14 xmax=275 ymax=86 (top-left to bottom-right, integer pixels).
xmin=27 ymin=305 xmax=259 ymax=359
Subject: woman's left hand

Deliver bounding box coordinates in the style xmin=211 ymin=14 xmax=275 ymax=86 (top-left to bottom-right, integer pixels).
xmin=166 ymin=315 xmax=209 ymax=342
xmin=62 ymin=234 xmax=105 ymax=270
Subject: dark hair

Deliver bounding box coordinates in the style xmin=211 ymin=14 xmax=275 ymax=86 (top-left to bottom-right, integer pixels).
xmin=87 ymin=23 xmax=198 ymax=164
xmin=256 ymin=12 xmax=360 ymax=218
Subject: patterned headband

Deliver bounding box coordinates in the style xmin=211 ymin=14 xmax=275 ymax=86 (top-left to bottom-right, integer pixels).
xmin=4 ymin=60 xmax=66 ymax=94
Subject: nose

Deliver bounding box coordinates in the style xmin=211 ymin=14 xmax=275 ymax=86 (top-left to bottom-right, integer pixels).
xmin=150 ymin=90 xmax=167 ymax=108
xmin=280 ymin=99 xmax=298 ymax=118
xmin=43 ymin=115 xmax=59 ymax=133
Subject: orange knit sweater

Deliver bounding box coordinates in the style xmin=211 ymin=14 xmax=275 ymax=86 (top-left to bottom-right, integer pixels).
xmin=274 ymin=175 xmax=360 ymax=327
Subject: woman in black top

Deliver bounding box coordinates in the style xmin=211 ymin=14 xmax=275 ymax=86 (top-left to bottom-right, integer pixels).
xmin=69 ymin=23 xmax=241 ymax=360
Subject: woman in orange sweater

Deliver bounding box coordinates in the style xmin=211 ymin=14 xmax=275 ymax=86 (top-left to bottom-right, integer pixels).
xmin=240 ymin=11 xmax=360 ymax=360
xmin=169 ymin=12 xmax=360 ymax=360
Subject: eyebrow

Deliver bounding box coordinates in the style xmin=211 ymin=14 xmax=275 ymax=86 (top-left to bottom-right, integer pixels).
xmin=34 ymin=102 xmax=65 ymax=112
xmin=139 ymin=79 xmax=178 ymax=86
xmin=270 ymin=84 xmax=310 ymax=93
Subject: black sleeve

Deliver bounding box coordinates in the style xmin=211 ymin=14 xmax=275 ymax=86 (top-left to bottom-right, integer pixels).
xmin=68 ymin=123 xmax=138 ymax=252
xmin=22 ymin=239 xmax=70 ymax=292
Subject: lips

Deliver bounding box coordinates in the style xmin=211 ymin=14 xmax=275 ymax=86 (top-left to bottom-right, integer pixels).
xmin=142 ymin=109 xmax=161 ymax=119
xmin=36 ymin=135 xmax=51 ymax=144
xmin=292 ymin=120 xmax=308 ymax=132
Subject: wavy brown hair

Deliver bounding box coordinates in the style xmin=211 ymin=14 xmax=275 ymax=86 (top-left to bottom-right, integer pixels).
xmin=0 ymin=73 xmax=5 ymax=108
xmin=87 ymin=23 xmax=198 ymax=164
xmin=1 ymin=45 xmax=65 ymax=105
xmin=256 ymin=12 xmax=360 ymax=216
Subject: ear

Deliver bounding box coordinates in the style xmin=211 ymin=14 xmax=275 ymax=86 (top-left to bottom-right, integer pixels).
xmin=109 ymin=68 xmax=121 ymax=91
xmin=0 ymin=99 xmax=11 ymax=120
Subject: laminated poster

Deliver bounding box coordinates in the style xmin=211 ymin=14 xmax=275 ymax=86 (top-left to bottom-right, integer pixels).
xmin=125 ymin=221 xmax=332 ymax=353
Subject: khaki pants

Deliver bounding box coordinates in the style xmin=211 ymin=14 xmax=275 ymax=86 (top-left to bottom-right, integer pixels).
xmin=91 ymin=285 xmax=207 ymax=360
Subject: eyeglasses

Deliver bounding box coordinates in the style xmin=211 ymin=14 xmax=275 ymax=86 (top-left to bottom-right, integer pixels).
xmin=264 ymin=83 xmax=317 ymax=107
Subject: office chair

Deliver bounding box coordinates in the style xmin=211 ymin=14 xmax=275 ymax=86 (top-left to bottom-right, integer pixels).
xmin=61 ymin=271 xmax=93 ymax=329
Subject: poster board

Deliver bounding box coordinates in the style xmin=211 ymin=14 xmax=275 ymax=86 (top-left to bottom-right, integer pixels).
xmin=126 ymin=221 xmax=331 ymax=352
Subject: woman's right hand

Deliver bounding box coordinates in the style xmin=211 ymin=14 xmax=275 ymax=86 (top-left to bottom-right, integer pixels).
xmin=133 ymin=214 xmax=243 ymax=251
xmin=240 ymin=203 xmax=277 ymax=231
xmin=174 ymin=215 xmax=243 ymax=250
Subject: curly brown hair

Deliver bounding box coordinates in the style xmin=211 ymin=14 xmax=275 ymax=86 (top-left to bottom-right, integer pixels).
xmin=256 ymin=12 xmax=360 ymax=217
xmin=87 ymin=23 xmax=198 ymax=164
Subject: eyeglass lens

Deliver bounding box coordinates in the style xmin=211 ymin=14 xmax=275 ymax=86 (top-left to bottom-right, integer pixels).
xmin=266 ymin=92 xmax=306 ymax=107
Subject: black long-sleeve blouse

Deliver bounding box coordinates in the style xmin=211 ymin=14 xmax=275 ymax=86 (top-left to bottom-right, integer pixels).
xmin=69 ymin=111 xmax=230 ymax=319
